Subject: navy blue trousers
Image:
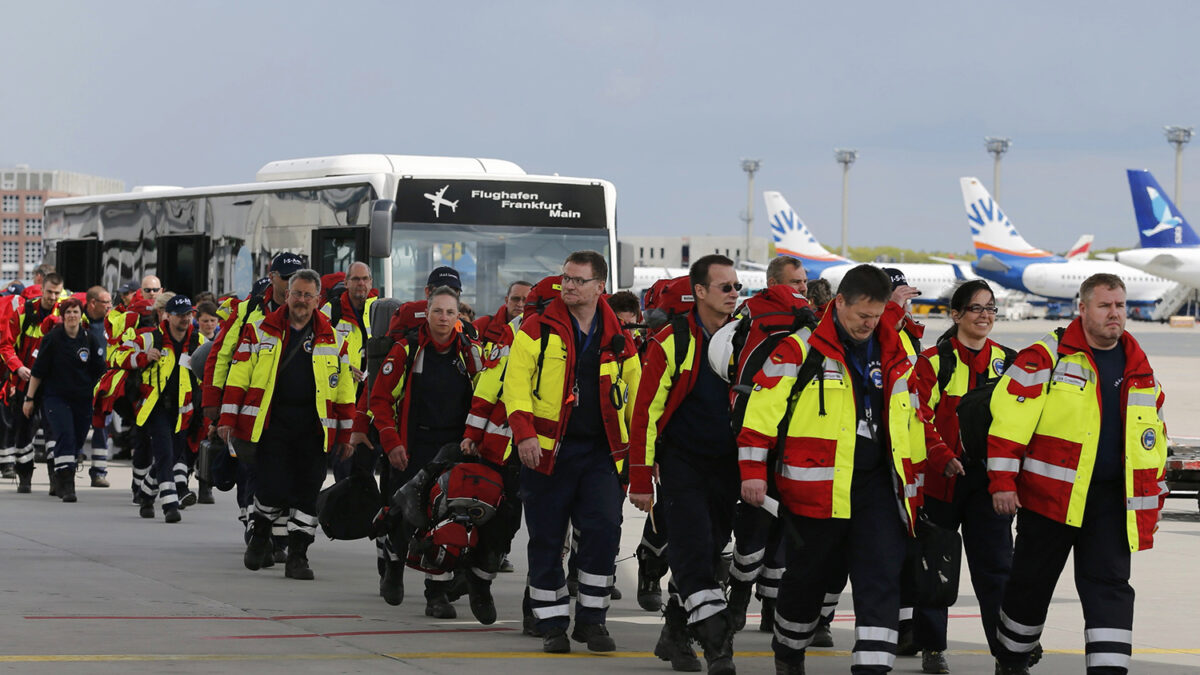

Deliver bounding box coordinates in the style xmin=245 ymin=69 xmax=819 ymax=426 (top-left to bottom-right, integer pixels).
xmin=43 ymin=395 xmax=92 ymax=474
xmin=521 ymin=439 xmax=622 ymax=632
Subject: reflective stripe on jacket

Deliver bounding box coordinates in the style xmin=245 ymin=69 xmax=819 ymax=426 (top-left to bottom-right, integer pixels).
xmin=111 ymin=323 xmax=205 ymax=430
xmin=987 ymin=319 xmax=1167 ymax=552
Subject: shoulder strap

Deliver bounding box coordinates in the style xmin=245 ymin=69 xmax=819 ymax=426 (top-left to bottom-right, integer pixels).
xmin=534 ymin=327 xmax=551 ymax=398
xmin=20 ymin=299 xmax=37 ymax=337
xmin=936 ymin=339 xmax=956 ymax=392
xmin=777 ymin=346 xmax=826 ymax=440
xmin=669 ymin=315 xmax=689 ymax=383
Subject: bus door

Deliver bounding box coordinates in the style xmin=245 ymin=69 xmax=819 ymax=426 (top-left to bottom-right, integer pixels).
xmin=310 ymin=227 xmax=368 ymax=276
xmin=55 ymin=239 xmax=103 ymax=292
xmin=157 ymin=234 xmax=211 ymax=299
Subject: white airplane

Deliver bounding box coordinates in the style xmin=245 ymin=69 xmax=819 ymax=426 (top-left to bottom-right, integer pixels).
xmin=423 ymin=185 xmax=459 ymax=217
xmin=764 ymin=190 xmax=972 ymax=304
xmin=959 ymin=177 xmax=1179 ymax=309
xmin=1066 ymin=234 xmax=1094 ymax=261
xmin=1115 ymin=169 xmax=1200 ymax=287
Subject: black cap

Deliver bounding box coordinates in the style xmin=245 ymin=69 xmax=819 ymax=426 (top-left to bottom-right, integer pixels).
xmin=164 ymin=295 xmax=195 ymax=315
xmin=251 ymin=277 xmax=272 ymax=298
xmin=117 ymin=281 xmax=138 ymax=295
xmin=427 ymin=266 xmax=462 ymax=291
xmin=270 ymin=252 xmax=305 ymax=278
xmin=4 ymin=282 xmax=24 ymax=296
xmin=882 ymin=267 xmax=908 ymax=289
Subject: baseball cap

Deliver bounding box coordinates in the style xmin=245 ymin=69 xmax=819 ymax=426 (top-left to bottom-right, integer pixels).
xmin=882 ymin=267 xmax=908 ymax=290
xmin=250 ymin=276 xmax=272 ymax=298
xmin=427 ymin=266 xmax=462 ymax=291
xmin=117 ymin=280 xmax=139 ymax=295
xmin=4 ymin=282 xmax=24 ymax=296
xmin=270 ymin=252 xmax=305 ymax=278
xmin=164 ymin=295 xmax=195 ymax=315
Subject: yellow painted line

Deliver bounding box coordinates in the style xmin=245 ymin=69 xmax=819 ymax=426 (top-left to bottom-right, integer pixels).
xmin=2 ymin=648 xmax=1199 ymax=663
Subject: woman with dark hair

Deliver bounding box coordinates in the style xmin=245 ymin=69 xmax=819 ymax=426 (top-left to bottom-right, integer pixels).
xmin=910 ymin=280 xmax=1016 ymax=673
xmin=22 ymin=297 xmax=106 ymax=502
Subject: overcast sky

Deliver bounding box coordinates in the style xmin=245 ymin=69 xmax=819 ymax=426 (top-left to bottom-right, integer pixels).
xmin=6 ymin=1 xmax=1200 ymax=253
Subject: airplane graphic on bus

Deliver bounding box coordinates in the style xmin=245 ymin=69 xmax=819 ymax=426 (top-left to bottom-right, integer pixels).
xmin=424 ymin=185 xmax=459 ymax=217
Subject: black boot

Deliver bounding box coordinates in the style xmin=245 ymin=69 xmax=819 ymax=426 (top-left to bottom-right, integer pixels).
xmin=47 ymin=465 xmax=58 ymax=497
xmin=139 ymin=496 xmax=155 ymax=518
xmin=56 ymin=468 xmax=77 ymax=503
xmin=380 ymin=560 xmax=405 ymax=605
xmin=284 ymin=531 xmax=315 ymax=580
xmin=759 ymin=597 xmax=776 ymax=633
xmin=636 ymin=546 xmax=667 ymax=612
xmin=993 ymin=659 xmax=1030 ymax=675
xmin=15 ymin=463 xmax=32 ymax=494
xmin=243 ymin=516 xmax=272 ymax=571
xmin=655 ymin=600 xmax=702 ymax=672
xmin=691 ymin=609 xmax=736 ymax=675
xmin=774 ymin=657 xmax=805 ymax=675
xmin=0 ymin=463 xmax=14 ymax=479
xmin=726 ymin=580 xmax=753 ymax=632
xmin=198 ymin=479 xmax=214 ymax=504
xmin=467 ymin=573 xmax=497 ymax=625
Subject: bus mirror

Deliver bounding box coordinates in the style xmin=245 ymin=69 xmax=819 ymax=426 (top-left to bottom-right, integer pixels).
xmin=618 ymin=241 xmax=634 ymax=290
xmin=369 ymin=199 xmax=395 ymax=258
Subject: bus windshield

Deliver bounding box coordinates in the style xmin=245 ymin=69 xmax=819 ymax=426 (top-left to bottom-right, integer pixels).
xmin=389 ymin=222 xmax=610 ymax=310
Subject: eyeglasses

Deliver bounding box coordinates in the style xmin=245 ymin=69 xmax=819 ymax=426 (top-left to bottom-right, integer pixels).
xmin=965 ymin=304 xmax=998 ymax=315
xmin=143 ymin=287 xmax=161 ymax=293
xmin=561 ymin=275 xmax=601 ymax=287
xmin=289 ymin=290 xmax=318 ymax=301
xmin=710 ymin=282 xmax=743 ymax=293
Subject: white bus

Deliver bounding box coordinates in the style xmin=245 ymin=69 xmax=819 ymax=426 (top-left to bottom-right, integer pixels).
xmin=42 ymin=154 xmax=628 ymax=307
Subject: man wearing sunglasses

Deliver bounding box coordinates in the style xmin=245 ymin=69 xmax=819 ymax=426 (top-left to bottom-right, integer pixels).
xmin=630 ymin=254 xmax=742 ymax=675
xmin=503 ymin=250 xmax=640 ymax=654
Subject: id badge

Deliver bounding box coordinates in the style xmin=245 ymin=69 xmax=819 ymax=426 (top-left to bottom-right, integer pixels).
xmin=179 ymin=354 xmax=191 ymax=370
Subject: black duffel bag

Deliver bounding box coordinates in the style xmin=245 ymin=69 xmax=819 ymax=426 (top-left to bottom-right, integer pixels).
xmin=902 ymin=512 xmax=962 ymax=608
xmin=316 ymin=471 xmax=382 ymax=541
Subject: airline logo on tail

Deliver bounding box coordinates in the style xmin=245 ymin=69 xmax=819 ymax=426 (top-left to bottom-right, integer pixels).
xmin=1141 ymin=187 xmax=1181 ymax=237
xmin=1126 ymin=169 xmax=1200 ymax=248
xmin=763 ymin=191 xmax=851 ymax=263
xmin=959 ymin=178 xmax=1055 ymax=259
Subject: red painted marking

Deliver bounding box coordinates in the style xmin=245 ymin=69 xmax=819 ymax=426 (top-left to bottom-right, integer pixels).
xmin=745 ymin=613 xmax=982 ymax=622
xmin=25 ymin=615 xmax=362 ymax=621
xmin=201 ymin=627 xmax=513 ymax=640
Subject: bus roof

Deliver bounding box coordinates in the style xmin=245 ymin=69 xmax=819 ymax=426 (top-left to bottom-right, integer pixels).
xmin=256 ymin=154 xmax=525 ymax=181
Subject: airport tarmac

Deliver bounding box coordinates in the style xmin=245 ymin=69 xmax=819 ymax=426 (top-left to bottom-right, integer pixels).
xmin=0 ymin=317 xmax=1198 ymax=674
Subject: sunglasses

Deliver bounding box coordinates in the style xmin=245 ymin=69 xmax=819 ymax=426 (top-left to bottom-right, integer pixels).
xmin=710 ymin=282 xmax=743 ymax=293
xmin=143 ymin=287 xmax=161 ymax=293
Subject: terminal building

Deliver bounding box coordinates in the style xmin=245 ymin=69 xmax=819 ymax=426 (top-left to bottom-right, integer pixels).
xmin=622 ymin=234 xmax=771 ymax=267
xmin=1 ymin=166 xmax=124 ymax=281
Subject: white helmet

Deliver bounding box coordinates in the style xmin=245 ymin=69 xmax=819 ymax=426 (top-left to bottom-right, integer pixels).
xmin=707 ymin=320 xmax=741 ymax=383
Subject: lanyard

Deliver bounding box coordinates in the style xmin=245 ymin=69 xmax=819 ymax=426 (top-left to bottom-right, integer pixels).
xmin=844 ymin=335 xmax=880 ymax=438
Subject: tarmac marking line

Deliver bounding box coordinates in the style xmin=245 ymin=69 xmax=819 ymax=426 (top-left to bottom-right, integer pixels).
xmin=5 ymin=648 xmax=1198 ymax=663
xmin=201 ymin=627 xmax=515 ymax=640
xmin=24 ymin=614 xmax=362 ymax=621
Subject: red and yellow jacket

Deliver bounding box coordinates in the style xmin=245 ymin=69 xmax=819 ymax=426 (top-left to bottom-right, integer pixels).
xmin=202 ymin=293 xmax=278 ymax=409
xmin=987 ymin=320 xmax=1167 ymax=552
xmin=111 ymin=321 xmax=205 ymax=430
xmin=736 ymin=304 xmax=926 ymax=534
xmin=912 ymin=337 xmax=1009 ymax=502
xmin=464 ymin=314 xmax=521 ymax=465
xmin=1 ymin=296 xmax=60 ymax=392
xmin=501 ymin=298 xmax=640 ymax=475
xmin=629 ymin=308 xmax=725 ymax=495
xmin=367 ymin=323 xmax=482 ymax=454
xmin=218 ymin=306 xmax=354 ymax=448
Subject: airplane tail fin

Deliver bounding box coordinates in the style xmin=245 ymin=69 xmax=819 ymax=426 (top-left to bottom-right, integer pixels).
xmin=959 ymin=177 xmax=1056 ymax=263
xmin=763 ymin=191 xmax=851 ymax=263
xmin=1127 ymin=169 xmax=1200 ymax=247
xmin=1066 ymin=234 xmax=1093 ymax=260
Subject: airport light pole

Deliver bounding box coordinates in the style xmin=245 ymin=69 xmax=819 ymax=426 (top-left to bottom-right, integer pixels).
xmin=985 ymin=137 xmax=1012 ymax=201
xmin=1165 ymin=125 xmax=1194 ymax=206
xmin=740 ymin=159 xmax=762 ymax=263
xmin=834 ymin=149 xmax=858 ymax=258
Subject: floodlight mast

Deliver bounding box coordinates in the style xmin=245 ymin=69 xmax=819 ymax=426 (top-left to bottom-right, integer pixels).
xmin=740 ymin=159 xmax=762 ymax=263
xmin=834 ymin=149 xmax=858 ymax=258
xmin=1165 ymin=125 xmax=1194 ymax=207
xmin=985 ymin=137 xmax=1012 ymax=201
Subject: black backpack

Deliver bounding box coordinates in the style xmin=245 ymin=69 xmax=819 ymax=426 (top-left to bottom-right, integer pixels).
xmin=902 ymin=512 xmax=963 ymax=608
xmin=950 ymin=335 xmax=1043 ymax=467
xmin=316 ymin=471 xmax=383 ymax=540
